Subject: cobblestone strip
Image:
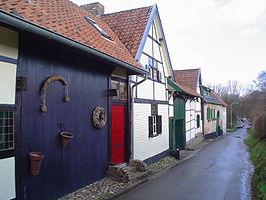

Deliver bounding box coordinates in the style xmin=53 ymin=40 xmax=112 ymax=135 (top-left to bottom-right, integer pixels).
xmin=59 ymin=134 xmax=222 ymax=200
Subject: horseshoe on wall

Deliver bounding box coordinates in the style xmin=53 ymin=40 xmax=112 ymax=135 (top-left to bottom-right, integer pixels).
xmin=40 ymin=75 xmax=70 ymax=112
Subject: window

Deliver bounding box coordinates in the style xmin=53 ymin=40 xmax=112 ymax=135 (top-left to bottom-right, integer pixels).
xmin=207 ymin=107 xmax=210 ymax=120
xmin=147 ymin=57 xmax=162 ymax=82
xmin=84 ymin=16 xmax=111 ymax=40
xmin=0 ymin=111 xmax=14 ymax=151
xmin=197 ymin=114 xmax=200 ymax=128
xmin=111 ymin=79 xmax=127 ymax=101
xmin=148 ymin=104 xmax=162 ymax=137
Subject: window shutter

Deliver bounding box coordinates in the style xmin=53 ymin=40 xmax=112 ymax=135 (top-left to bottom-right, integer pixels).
xmin=148 ymin=116 xmax=153 ymax=137
xmin=157 ymin=115 xmax=162 ymax=134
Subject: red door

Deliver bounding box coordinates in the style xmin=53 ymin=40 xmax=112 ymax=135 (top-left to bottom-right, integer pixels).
xmin=111 ymin=105 xmax=125 ymax=164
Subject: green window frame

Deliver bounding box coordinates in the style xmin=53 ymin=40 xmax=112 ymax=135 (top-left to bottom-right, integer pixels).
xmin=197 ymin=114 xmax=200 ymax=128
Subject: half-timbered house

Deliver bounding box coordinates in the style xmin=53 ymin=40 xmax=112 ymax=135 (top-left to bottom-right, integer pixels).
xmin=101 ymin=5 xmax=175 ymax=164
xmin=0 ymin=1 xmax=147 ymax=199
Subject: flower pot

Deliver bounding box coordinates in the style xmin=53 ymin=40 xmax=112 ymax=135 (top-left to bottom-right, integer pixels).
xmin=60 ymin=132 xmax=74 ymax=148
xmin=29 ymin=152 xmax=45 ymax=176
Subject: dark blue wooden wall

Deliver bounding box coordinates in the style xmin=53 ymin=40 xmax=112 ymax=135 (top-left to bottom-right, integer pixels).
xmin=17 ymin=34 xmax=114 ymax=200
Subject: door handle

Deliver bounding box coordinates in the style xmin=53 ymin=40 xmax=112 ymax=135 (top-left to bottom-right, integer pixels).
xmin=115 ymin=143 xmax=121 ymax=146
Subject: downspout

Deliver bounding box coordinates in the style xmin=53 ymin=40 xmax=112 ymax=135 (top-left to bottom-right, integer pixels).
xmin=130 ymin=76 xmax=147 ymax=159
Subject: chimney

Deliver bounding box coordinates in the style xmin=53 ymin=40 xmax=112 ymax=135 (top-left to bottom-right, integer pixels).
xmin=80 ymin=2 xmax=104 ymax=17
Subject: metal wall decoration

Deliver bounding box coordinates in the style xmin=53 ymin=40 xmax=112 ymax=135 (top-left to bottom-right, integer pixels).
xmin=40 ymin=75 xmax=70 ymax=112
xmin=92 ymin=107 xmax=107 ymax=129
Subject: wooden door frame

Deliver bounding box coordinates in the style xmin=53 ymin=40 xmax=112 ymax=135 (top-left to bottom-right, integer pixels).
xmin=108 ymin=76 xmax=130 ymax=164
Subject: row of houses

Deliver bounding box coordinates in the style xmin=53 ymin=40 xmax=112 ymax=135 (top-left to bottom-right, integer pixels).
xmin=0 ymin=1 xmax=227 ymax=199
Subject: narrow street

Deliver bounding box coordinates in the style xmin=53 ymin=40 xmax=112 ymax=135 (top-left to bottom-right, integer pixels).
xmin=117 ymin=127 xmax=253 ymax=200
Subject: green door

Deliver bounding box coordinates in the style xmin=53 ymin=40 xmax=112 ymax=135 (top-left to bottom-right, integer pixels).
xmin=171 ymin=97 xmax=186 ymax=150
xmin=216 ymin=111 xmax=220 ymax=136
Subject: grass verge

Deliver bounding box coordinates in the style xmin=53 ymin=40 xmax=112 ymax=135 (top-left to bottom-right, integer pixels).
xmin=227 ymin=126 xmax=237 ymax=132
xmin=245 ymin=128 xmax=266 ymax=200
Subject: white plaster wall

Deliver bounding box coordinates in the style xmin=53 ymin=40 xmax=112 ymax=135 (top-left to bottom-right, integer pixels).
xmin=154 ymin=82 xmax=166 ymax=101
xmin=111 ymin=67 xmax=127 ymax=79
xmin=169 ymin=105 xmax=174 ymax=117
xmin=0 ymin=157 xmax=16 ymax=200
xmin=223 ymin=107 xmax=227 ymax=133
xmin=133 ymin=103 xmax=169 ymax=161
xmin=0 ymin=62 xmax=17 ymax=104
xmin=0 ymin=26 xmax=18 ymax=59
xmin=136 ymin=79 xmax=153 ymax=99
xmin=0 ymin=26 xmax=18 ymax=105
xmin=143 ymin=36 xmax=152 ymax=55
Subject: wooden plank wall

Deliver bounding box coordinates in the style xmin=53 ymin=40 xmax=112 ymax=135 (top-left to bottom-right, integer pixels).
xmin=17 ymin=34 xmax=114 ymax=200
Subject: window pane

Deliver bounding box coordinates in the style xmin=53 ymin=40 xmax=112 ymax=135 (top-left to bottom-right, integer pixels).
xmin=119 ymin=82 xmax=127 ymax=100
xmin=0 ymin=111 xmax=15 ymax=151
xmin=111 ymin=80 xmax=119 ymax=100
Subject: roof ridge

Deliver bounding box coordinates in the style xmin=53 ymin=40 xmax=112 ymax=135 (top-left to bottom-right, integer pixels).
xmin=102 ymin=5 xmax=153 ymax=16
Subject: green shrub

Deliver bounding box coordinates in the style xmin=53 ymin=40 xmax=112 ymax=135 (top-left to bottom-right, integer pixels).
xmin=245 ymin=129 xmax=266 ymax=200
xmin=254 ymin=111 xmax=266 ymax=140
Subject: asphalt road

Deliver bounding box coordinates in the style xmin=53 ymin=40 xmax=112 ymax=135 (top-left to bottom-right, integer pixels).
xmin=117 ymin=127 xmax=253 ymax=200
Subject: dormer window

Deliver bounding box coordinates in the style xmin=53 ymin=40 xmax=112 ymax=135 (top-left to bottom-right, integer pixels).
xmin=84 ymin=16 xmax=111 ymax=40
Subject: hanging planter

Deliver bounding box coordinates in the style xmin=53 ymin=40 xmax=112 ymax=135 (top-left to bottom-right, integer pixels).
xmin=29 ymin=152 xmax=45 ymax=176
xmin=60 ymin=131 xmax=74 ymax=148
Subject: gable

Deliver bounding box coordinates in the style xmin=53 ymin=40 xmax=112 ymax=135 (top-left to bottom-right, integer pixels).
xmin=101 ymin=6 xmax=152 ymax=57
xmin=138 ymin=7 xmax=173 ymax=78
xmin=102 ymin=5 xmax=173 ymax=78
xmin=174 ymin=69 xmax=200 ymax=92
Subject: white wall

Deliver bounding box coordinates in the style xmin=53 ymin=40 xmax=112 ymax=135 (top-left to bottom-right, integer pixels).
xmin=185 ymin=99 xmax=202 ymax=142
xmin=0 ymin=26 xmax=18 ymax=199
xmin=133 ymin=103 xmax=169 ymax=161
xmin=0 ymin=26 xmax=18 ymax=104
xmin=0 ymin=157 xmax=16 ymax=200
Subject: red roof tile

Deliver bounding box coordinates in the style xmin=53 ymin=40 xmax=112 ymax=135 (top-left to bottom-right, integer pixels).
xmin=0 ymin=0 xmax=141 ymax=68
xmin=101 ymin=6 xmax=152 ymax=57
xmin=173 ymin=69 xmax=200 ymax=91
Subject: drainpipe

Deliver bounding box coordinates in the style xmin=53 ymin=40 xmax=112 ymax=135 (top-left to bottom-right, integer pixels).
xmin=130 ymin=75 xmax=147 ymax=160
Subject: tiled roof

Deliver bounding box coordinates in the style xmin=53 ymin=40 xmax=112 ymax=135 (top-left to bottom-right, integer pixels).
xmin=201 ymin=86 xmax=227 ymax=107
xmin=212 ymin=92 xmax=228 ymax=107
xmin=173 ymin=69 xmax=200 ymax=91
xmin=101 ymin=6 xmax=153 ymax=58
xmin=0 ymin=0 xmax=141 ymax=68
xmin=180 ymin=84 xmax=202 ymax=98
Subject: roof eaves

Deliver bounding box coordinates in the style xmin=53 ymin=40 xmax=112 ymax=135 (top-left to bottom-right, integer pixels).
xmin=0 ymin=9 xmax=148 ymax=75
xmin=135 ymin=4 xmax=156 ymax=60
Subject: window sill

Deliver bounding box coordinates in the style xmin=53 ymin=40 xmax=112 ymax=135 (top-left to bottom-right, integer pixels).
xmin=149 ymin=133 xmax=161 ymax=138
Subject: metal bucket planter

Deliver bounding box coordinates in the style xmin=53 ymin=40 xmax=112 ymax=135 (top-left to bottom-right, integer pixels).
xmin=60 ymin=132 xmax=74 ymax=148
xmin=29 ymin=152 xmax=45 ymax=176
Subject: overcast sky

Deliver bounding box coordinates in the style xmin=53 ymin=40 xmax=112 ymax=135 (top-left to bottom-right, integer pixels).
xmin=72 ymin=0 xmax=266 ymax=85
